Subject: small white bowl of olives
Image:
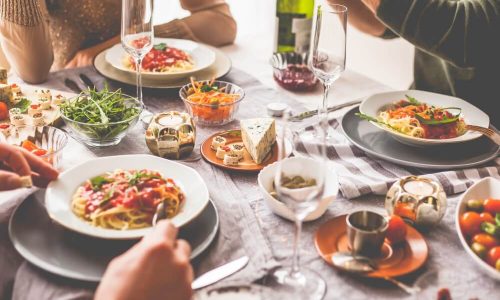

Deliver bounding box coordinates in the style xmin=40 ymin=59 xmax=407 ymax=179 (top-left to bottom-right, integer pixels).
xmin=257 ymin=157 xmax=339 ymax=222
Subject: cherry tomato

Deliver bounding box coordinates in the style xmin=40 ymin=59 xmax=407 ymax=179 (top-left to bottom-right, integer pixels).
xmin=472 ymin=233 xmax=499 ymax=249
xmin=31 ymin=149 xmax=48 ymax=156
xmin=486 ymin=246 xmax=500 ymax=267
xmin=0 ymin=102 xmax=8 ymax=120
xmin=483 ymin=198 xmax=500 ymax=215
xmin=480 ymin=212 xmax=495 ymax=224
xmin=386 ymin=215 xmax=407 ymax=245
xmin=460 ymin=212 xmax=483 ymax=236
xmin=21 ymin=140 xmax=38 ymax=152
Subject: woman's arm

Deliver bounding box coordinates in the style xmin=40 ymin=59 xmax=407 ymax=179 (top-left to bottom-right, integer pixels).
xmin=155 ymin=0 xmax=237 ymax=47
xmin=362 ymin=0 xmax=500 ymax=68
xmin=327 ymin=0 xmax=386 ymax=37
xmin=0 ymin=0 xmax=53 ymax=83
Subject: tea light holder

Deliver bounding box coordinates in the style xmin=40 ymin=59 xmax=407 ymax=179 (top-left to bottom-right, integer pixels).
xmin=145 ymin=111 xmax=196 ymax=159
xmin=385 ymin=176 xmax=447 ymax=228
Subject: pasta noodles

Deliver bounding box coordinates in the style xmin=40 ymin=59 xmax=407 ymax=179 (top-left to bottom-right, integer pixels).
xmin=71 ymin=169 xmax=184 ymax=230
xmin=376 ymin=96 xmax=466 ymax=139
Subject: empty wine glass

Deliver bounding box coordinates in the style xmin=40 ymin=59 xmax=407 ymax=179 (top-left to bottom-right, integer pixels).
xmin=263 ymin=110 xmax=328 ymax=300
xmin=309 ymin=4 xmax=347 ymax=139
xmin=121 ymin=0 xmax=154 ymax=121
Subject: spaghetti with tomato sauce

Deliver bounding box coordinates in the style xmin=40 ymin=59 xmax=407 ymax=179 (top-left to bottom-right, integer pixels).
xmin=71 ymin=169 xmax=185 ymax=230
xmin=126 ymin=42 xmax=194 ymax=73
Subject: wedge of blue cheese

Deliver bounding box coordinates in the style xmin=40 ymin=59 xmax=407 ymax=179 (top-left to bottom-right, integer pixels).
xmin=0 ymin=84 xmax=13 ymax=104
xmin=240 ymin=118 xmax=276 ymax=164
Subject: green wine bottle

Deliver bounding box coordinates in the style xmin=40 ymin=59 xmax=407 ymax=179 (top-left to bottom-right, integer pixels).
xmin=275 ymin=0 xmax=314 ymax=53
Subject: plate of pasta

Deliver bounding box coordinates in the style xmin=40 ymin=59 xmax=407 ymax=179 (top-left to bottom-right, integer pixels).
xmin=358 ymin=90 xmax=490 ymax=146
xmin=105 ymin=38 xmax=216 ymax=79
xmin=45 ymin=154 xmax=209 ymax=239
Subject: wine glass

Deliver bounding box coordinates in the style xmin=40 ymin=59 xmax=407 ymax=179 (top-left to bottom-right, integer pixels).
xmin=121 ymin=0 xmax=154 ymax=122
xmin=308 ymin=4 xmax=347 ymax=139
xmin=263 ymin=110 xmax=328 ymax=300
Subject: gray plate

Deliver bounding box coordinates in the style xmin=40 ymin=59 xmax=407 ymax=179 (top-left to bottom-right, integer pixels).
xmin=341 ymin=106 xmax=499 ymax=170
xmin=9 ymin=196 xmax=219 ymax=282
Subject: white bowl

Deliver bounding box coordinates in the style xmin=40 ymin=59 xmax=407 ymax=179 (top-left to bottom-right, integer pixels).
xmin=105 ymin=38 xmax=216 ymax=80
xmin=257 ymin=157 xmax=339 ymax=222
xmin=455 ymin=177 xmax=500 ymax=281
xmin=45 ymin=154 xmax=209 ymax=240
xmin=359 ymin=90 xmax=490 ymax=147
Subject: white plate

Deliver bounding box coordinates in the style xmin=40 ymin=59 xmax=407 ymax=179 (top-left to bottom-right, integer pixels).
xmin=257 ymin=157 xmax=339 ymax=222
xmin=45 ymin=154 xmax=210 ymax=240
xmin=359 ymin=90 xmax=490 ymax=146
xmin=105 ymin=38 xmax=216 ymax=80
xmin=455 ymin=177 xmax=500 ymax=281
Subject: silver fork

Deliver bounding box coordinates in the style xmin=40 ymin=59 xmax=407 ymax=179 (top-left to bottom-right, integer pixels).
xmin=466 ymin=125 xmax=500 ymax=145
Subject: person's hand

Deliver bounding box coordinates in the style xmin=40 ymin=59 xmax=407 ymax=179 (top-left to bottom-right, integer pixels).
xmin=95 ymin=221 xmax=193 ymax=300
xmin=0 ymin=143 xmax=59 ymax=191
xmin=64 ymin=44 xmax=102 ymax=69
xmin=65 ymin=35 xmax=120 ymax=69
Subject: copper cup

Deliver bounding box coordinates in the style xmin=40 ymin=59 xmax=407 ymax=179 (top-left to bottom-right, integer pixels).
xmin=346 ymin=211 xmax=388 ymax=257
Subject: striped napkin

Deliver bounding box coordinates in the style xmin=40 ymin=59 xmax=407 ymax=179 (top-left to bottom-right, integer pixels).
xmin=294 ymin=118 xmax=500 ymax=199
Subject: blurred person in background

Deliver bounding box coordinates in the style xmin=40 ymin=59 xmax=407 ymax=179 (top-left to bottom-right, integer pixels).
xmin=329 ymin=0 xmax=499 ymax=127
xmin=0 ymin=0 xmax=236 ymax=83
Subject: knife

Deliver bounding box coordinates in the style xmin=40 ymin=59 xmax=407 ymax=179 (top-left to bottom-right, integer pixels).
xmin=289 ymin=98 xmax=363 ymax=122
xmin=79 ymin=73 xmax=97 ymax=91
xmin=64 ymin=78 xmax=82 ymax=93
xmin=191 ymin=256 xmax=249 ymax=290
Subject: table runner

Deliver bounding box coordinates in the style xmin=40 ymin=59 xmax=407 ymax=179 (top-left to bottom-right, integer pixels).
xmin=0 ymin=66 xmax=499 ymax=299
xmin=296 ymin=118 xmax=500 ymax=199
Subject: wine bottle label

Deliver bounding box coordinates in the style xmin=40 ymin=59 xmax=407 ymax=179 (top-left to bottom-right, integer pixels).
xmin=276 ymin=13 xmax=312 ymax=53
xmin=292 ymin=17 xmax=312 ymax=53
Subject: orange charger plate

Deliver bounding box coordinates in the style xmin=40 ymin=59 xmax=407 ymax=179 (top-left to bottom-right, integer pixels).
xmin=200 ymin=130 xmax=278 ymax=172
xmin=314 ymin=214 xmax=428 ymax=278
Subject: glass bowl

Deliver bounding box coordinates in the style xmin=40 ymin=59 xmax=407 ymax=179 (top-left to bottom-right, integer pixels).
xmin=1 ymin=125 xmax=68 ymax=169
xmin=270 ymin=52 xmax=319 ymax=91
xmin=179 ymin=80 xmax=245 ymax=126
xmin=60 ymin=95 xmax=142 ymax=147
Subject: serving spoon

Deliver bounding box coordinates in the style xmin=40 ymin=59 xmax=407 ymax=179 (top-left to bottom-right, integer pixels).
xmin=331 ymin=252 xmax=421 ymax=295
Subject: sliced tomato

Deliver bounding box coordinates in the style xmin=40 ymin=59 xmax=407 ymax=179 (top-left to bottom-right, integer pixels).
xmin=0 ymin=102 xmax=8 ymax=120
xmin=480 ymin=212 xmax=495 ymax=224
xmin=460 ymin=212 xmax=483 ymax=236
xmin=21 ymin=140 xmax=39 ymax=152
xmin=472 ymin=233 xmax=499 ymax=249
xmin=486 ymin=246 xmax=500 ymax=267
xmin=31 ymin=149 xmax=48 ymax=156
xmin=386 ymin=215 xmax=407 ymax=245
xmin=484 ymin=198 xmax=500 ymax=215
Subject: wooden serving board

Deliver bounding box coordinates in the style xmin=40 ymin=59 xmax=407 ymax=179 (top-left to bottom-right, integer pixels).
xmin=0 ymin=85 xmax=76 ymax=127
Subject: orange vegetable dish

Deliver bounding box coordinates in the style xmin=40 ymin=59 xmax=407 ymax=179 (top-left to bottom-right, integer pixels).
xmin=185 ymin=78 xmax=240 ymax=123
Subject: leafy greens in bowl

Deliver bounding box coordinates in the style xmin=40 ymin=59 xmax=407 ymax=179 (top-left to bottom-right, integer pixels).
xmin=60 ymin=87 xmax=142 ymax=147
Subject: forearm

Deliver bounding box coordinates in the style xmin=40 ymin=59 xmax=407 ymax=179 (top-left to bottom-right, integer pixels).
xmin=0 ymin=0 xmax=53 ymax=83
xmin=364 ymin=0 xmax=500 ymax=68
xmin=155 ymin=2 xmax=236 ymax=47
xmin=327 ymin=0 xmax=386 ymax=36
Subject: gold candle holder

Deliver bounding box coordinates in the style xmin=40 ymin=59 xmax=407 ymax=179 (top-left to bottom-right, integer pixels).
xmin=145 ymin=111 xmax=195 ymax=159
xmin=385 ymin=176 xmax=447 ymax=228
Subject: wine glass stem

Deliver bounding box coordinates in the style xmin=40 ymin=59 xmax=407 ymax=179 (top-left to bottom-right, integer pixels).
xmin=322 ymin=83 xmax=331 ymax=111
xmin=136 ymin=57 xmax=143 ymax=104
xmin=291 ymin=219 xmax=303 ymax=276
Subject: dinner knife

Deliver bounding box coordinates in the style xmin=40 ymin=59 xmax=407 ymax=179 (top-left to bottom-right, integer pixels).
xmin=79 ymin=73 xmax=97 ymax=91
xmin=191 ymin=256 xmax=249 ymax=290
xmin=289 ymin=98 xmax=363 ymax=122
xmin=64 ymin=78 xmax=82 ymax=94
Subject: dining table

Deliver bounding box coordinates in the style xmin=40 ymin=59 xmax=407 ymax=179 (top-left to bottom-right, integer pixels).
xmin=1 ymin=34 xmax=500 ymax=300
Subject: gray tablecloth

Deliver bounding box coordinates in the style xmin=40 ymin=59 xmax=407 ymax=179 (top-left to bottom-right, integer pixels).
xmin=1 ymin=66 xmax=499 ymax=300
